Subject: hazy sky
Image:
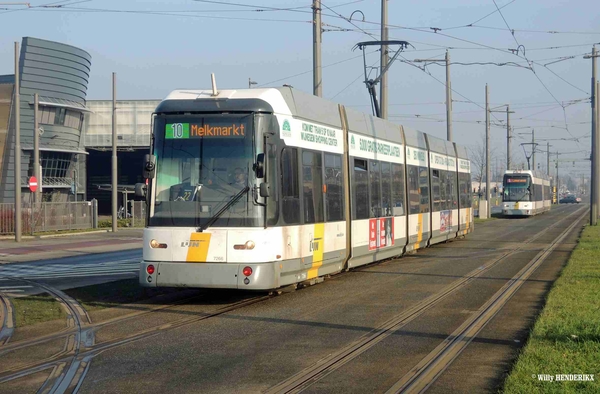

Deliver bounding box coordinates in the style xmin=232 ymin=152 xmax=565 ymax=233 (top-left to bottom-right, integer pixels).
xmin=1 ymin=0 xmax=598 ymax=180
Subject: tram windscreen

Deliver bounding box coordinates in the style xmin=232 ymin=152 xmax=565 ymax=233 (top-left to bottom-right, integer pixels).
xmin=149 ymin=114 xmax=257 ymax=227
xmin=503 ymin=175 xmax=531 ymax=202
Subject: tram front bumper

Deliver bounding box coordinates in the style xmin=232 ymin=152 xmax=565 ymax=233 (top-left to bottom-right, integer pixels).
xmin=140 ymin=261 xmax=279 ymax=290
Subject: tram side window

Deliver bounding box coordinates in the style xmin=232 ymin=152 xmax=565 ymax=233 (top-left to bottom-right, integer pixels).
xmin=407 ymin=165 xmax=420 ymax=215
xmin=267 ymin=143 xmax=279 ymax=225
xmin=281 ymin=147 xmax=300 ymax=224
xmin=392 ymin=163 xmax=405 ymax=216
xmin=370 ymin=160 xmax=382 ymax=218
xmin=432 ymin=169 xmax=441 ymax=212
xmin=448 ymin=171 xmax=458 ymax=210
xmin=467 ymin=175 xmax=472 ymax=207
xmin=440 ymin=170 xmax=448 ymax=211
xmin=302 ymin=150 xmax=324 ymax=224
xmin=419 ymin=166 xmax=430 ymax=213
xmin=381 ymin=162 xmax=392 ymax=217
xmin=353 ymin=159 xmax=369 ymax=219
xmin=459 ymin=173 xmax=469 ymax=208
xmin=325 ymin=153 xmax=344 ymax=222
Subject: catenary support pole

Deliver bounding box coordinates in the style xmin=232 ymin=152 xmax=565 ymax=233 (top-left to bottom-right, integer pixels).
xmin=112 ymin=72 xmax=118 ymax=232
xmin=547 ymin=142 xmax=550 ymax=176
xmin=596 ymin=80 xmax=600 ymax=219
xmin=532 ymin=129 xmax=535 ymax=171
xmin=14 ymin=42 xmax=21 ymax=242
xmin=446 ymin=50 xmax=452 ymax=141
xmin=506 ymin=105 xmax=511 ymax=171
xmin=33 ymin=93 xmax=40 ymax=204
xmin=485 ymin=84 xmax=490 ymax=218
xmin=586 ymin=46 xmax=598 ymax=225
xmin=380 ymin=0 xmax=388 ymax=119
xmin=313 ymin=0 xmax=322 ymax=97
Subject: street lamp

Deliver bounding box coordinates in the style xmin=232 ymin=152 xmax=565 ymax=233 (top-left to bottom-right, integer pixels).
xmin=248 ymin=78 xmax=257 ymax=89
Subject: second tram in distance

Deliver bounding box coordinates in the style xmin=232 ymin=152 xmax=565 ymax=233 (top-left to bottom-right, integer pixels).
xmin=140 ymin=87 xmax=474 ymax=290
xmin=502 ymin=170 xmax=551 ymax=216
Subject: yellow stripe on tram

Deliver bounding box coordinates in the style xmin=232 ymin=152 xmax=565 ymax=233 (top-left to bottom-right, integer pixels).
xmin=466 ymin=208 xmax=470 ymax=231
xmin=186 ymin=232 xmax=212 ymax=262
xmin=415 ymin=213 xmax=423 ymax=250
xmin=307 ymin=223 xmax=325 ymax=279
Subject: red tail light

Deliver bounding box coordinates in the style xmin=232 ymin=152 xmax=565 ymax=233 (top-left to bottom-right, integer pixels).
xmin=243 ymin=266 xmax=253 ymax=277
xmin=147 ymin=265 xmax=155 ymax=275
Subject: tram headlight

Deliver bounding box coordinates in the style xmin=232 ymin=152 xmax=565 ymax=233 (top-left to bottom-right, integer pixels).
xmin=233 ymin=240 xmax=256 ymax=250
xmin=150 ymin=239 xmax=168 ymax=249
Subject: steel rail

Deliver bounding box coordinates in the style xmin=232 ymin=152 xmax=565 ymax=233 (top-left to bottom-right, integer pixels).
xmin=385 ymin=208 xmax=588 ymax=394
xmin=0 ymin=293 xmax=271 ymax=386
xmin=265 ymin=205 xmax=586 ymax=394
xmin=0 ymin=277 xmax=91 ymax=394
xmin=0 ymin=293 xmax=15 ymax=345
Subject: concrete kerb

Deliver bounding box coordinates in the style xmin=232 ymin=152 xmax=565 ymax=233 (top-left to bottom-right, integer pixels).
xmin=0 ymin=229 xmax=110 ymax=241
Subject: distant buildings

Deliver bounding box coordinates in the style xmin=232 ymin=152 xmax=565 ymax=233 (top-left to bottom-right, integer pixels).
xmin=0 ymin=37 xmax=91 ymax=203
xmin=83 ymin=100 xmax=158 ymax=214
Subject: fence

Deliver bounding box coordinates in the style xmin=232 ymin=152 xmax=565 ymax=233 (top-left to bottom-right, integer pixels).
xmin=130 ymin=201 xmax=146 ymax=227
xmin=0 ymin=201 xmax=97 ymax=235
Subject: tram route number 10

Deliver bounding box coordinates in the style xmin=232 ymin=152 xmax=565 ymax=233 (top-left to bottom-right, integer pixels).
xmin=166 ymin=123 xmax=190 ymax=139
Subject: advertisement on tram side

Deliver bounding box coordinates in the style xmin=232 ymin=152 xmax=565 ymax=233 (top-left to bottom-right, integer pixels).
xmin=369 ymin=218 xmax=395 ymax=250
xmin=440 ymin=210 xmax=452 ymax=233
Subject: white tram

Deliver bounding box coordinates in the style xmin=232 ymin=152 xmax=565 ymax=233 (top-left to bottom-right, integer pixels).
xmin=139 ymin=87 xmax=474 ymax=290
xmin=501 ymin=170 xmax=551 ymax=216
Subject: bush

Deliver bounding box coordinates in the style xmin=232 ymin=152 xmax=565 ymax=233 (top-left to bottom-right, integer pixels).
xmin=98 ymin=219 xmax=132 ymax=228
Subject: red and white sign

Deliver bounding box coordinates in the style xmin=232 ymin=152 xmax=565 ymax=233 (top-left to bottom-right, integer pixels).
xmin=29 ymin=176 xmax=38 ymax=192
xmin=369 ymin=217 xmax=395 ymax=250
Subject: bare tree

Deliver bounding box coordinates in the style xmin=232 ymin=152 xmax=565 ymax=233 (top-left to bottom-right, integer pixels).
xmin=468 ymin=133 xmax=496 ymax=194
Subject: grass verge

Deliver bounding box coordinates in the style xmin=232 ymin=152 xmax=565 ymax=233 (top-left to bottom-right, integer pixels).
xmin=12 ymin=295 xmax=66 ymax=327
xmin=503 ymin=225 xmax=600 ymax=393
xmin=65 ymin=278 xmax=185 ymax=312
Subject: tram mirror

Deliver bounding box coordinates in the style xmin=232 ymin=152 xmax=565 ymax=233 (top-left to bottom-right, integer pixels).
xmin=134 ymin=183 xmax=146 ymax=197
xmin=143 ymin=154 xmax=156 ymax=179
xmin=259 ymin=182 xmax=270 ymax=197
xmin=255 ymin=153 xmax=265 ymax=179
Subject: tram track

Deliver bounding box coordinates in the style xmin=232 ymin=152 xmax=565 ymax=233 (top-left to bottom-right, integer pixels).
xmin=0 ymin=294 xmax=15 ymax=346
xmin=0 ymin=276 xmax=91 ymax=393
xmin=385 ymin=207 xmax=589 ymax=393
xmin=0 ymin=206 xmax=582 ymax=392
xmin=264 ymin=205 xmax=587 ymax=394
xmin=0 ymin=290 xmax=271 ymax=390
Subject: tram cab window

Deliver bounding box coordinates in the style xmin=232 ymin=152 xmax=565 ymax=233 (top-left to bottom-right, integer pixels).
xmin=503 ymin=175 xmax=531 ymax=202
xmin=392 ymin=163 xmax=405 ymax=216
xmin=353 ymin=159 xmax=369 ymax=219
xmin=325 ymin=153 xmax=344 ymax=222
xmin=370 ymin=160 xmax=382 ymax=218
xmin=281 ymin=148 xmax=300 ymax=224
xmin=302 ymin=150 xmax=324 ymax=224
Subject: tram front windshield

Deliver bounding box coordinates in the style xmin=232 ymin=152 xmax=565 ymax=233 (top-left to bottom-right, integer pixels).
xmin=149 ymin=114 xmax=258 ymax=227
xmin=503 ymin=175 xmax=531 ymax=202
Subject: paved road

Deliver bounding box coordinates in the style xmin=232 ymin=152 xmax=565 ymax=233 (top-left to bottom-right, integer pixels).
xmin=0 ymin=205 xmax=587 ymax=393
xmin=0 ymin=249 xmax=141 ymax=294
xmin=0 ymin=229 xmax=142 ymax=264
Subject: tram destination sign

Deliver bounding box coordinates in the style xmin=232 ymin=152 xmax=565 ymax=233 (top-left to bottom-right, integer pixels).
xmin=166 ymin=122 xmax=246 ymax=139
xmin=506 ymin=177 xmax=528 ymax=183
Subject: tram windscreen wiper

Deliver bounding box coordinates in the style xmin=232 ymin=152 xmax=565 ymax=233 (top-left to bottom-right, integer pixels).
xmin=199 ymin=186 xmax=250 ymax=232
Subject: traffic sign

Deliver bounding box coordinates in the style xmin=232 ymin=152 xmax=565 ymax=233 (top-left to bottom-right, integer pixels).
xmin=29 ymin=176 xmax=38 ymax=192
